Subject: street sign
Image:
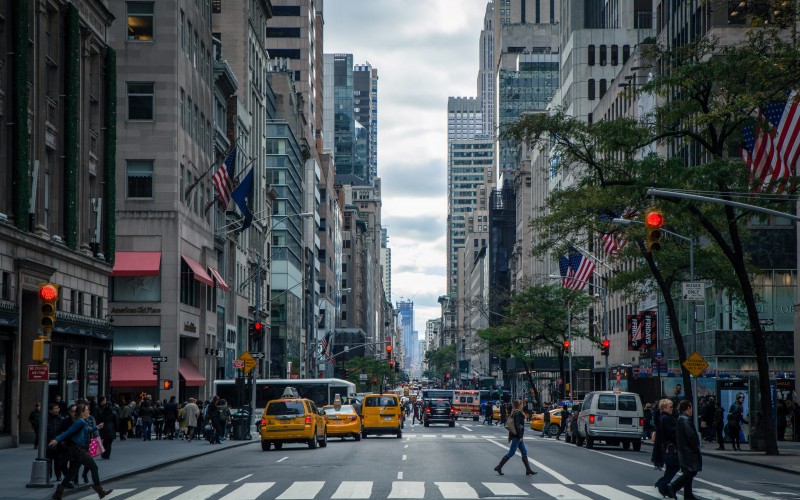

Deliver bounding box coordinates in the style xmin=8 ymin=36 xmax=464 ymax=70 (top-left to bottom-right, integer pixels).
xmin=655 ymin=349 xmax=664 ymax=360
xmin=233 ymin=360 xmax=245 ymax=369
xmin=682 ymin=351 xmax=709 ymax=377
xmin=238 ymin=352 xmax=257 ymax=375
xmin=359 ymin=373 xmax=367 ymax=381
xmin=28 ymin=364 xmax=49 ymax=382
xmin=151 ymin=356 xmax=168 ymax=363
xmin=681 ymin=282 xmax=704 ymax=301
xmin=250 ymin=352 xmax=265 ymax=359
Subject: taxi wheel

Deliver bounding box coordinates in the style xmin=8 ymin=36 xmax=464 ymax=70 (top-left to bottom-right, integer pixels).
xmin=547 ymin=423 xmax=559 ymax=436
xmin=261 ymin=440 xmax=270 ymax=451
xmin=308 ymin=434 xmax=318 ymax=449
xmin=354 ymin=433 xmax=361 ymax=441
xmin=319 ymin=432 xmax=328 ymax=448
xmin=361 ymin=431 xmax=367 ymax=439
xmin=396 ymin=428 xmax=402 ymax=439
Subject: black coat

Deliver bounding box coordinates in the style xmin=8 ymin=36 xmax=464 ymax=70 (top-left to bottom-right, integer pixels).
xmin=508 ymin=409 xmax=525 ymax=440
xmin=651 ymin=410 xmax=677 ymax=467
xmin=99 ymin=404 xmax=118 ymax=439
xmin=676 ymin=413 xmax=702 ymax=472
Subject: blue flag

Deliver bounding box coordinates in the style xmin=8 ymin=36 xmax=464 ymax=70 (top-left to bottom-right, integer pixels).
xmin=231 ymin=167 xmax=254 ymax=231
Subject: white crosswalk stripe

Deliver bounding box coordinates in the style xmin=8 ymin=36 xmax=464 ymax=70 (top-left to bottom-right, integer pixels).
xmin=275 ymin=481 xmax=325 ymax=499
xmin=169 ymin=483 xmax=227 ymax=500
xmin=218 ymin=482 xmax=275 ymax=500
xmin=532 ymin=483 xmax=593 ymax=499
xmin=628 ymin=485 xmax=670 ymax=498
xmin=580 ymin=484 xmax=642 ymax=499
xmin=435 ymin=481 xmax=478 ymax=498
xmin=387 ymin=480 xmax=425 ymax=498
xmin=694 ymin=488 xmax=743 ymax=500
xmin=123 ymin=486 xmax=181 ymax=500
xmin=483 ymin=482 xmax=528 ymax=496
xmin=331 ymin=480 xmax=373 ymax=499
xmin=77 ymin=488 xmax=135 ymax=499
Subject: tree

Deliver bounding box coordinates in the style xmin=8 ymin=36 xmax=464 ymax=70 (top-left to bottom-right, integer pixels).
xmin=344 ymin=357 xmax=396 ymax=393
xmin=424 ymin=344 xmax=457 ymax=383
xmin=504 ymin=25 xmax=800 ymax=455
xmin=477 ymin=284 xmax=593 ymax=403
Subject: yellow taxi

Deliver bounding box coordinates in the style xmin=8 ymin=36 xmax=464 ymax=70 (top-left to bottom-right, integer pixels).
xmin=322 ymin=396 xmax=362 ymax=441
xmin=361 ymin=393 xmax=402 ymax=439
xmin=259 ymin=387 xmax=328 ymax=451
xmin=530 ymin=408 xmax=564 ymax=435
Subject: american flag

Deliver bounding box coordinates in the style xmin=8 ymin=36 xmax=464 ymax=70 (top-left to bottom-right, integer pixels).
xmin=568 ymin=249 xmax=596 ymax=291
xmin=558 ymin=255 xmax=574 ymax=289
xmin=741 ymin=94 xmax=800 ymax=191
xmin=319 ymin=334 xmax=332 ymax=362
xmin=598 ymin=209 xmax=638 ymax=257
xmin=212 ymin=146 xmax=237 ymax=209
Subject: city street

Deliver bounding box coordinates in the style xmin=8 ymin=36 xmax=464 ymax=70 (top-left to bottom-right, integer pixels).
xmin=17 ymin=421 xmax=798 ymax=500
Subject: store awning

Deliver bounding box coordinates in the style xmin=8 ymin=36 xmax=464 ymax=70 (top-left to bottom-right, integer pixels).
xmin=110 ymin=356 xmax=156 ymax=387
xmin=110 ymin=252 xmax=161 ymax=277
xmin=207 ymin=266 xmax=229 ymax=291
xmin=181 ymin=255 xmax=214 ymax=286
xmin=179 ymin=358 xmax=206 ymax=387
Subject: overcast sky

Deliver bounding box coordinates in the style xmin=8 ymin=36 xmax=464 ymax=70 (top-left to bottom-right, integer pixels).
xmin=324 ymin=0 xmax=488 ymax=337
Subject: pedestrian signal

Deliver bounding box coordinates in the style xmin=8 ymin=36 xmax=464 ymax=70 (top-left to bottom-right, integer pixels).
xmin=645 ymin=209 xmax=664 ymax=252
xmin=162 ymin=379 xmax=173 ymax=390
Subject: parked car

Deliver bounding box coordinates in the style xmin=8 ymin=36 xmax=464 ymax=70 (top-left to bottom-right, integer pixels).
xmin=530 ymin=408 xmax=563 ymax=436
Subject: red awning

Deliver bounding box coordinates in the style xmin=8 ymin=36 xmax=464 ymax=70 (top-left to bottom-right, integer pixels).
xmin=207 ymin=266 xmax=229 ymax=291
xmin=110 ymin=356 xmax=157 ymax=387
xmin=182 ymin=255 xmax=214 ymax=286
xmin=110 ymin=252 xmax=161 ymax=277
xmin=179 ymin=358 xmax=206 ymax=387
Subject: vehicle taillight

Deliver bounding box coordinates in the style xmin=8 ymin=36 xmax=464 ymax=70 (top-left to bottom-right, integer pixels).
xmin=305 ymin=416 xmax=312 ymax=425
xmin=349 ymin=416 xmax=358 ymax=421
xmin=425 ymin=408 xmax=431 ymax=414
xmin=639 ymin=417 xmax=644 ymax=427
xmin=589 ymin=414 xmax=595 ymax=424
xmin=261 ymin=418 xmax=266 ymax=426
xmin=451 ymin=408 xmax=456 ymax=414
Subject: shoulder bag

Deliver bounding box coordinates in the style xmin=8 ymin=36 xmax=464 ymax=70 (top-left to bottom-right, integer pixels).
xmin=504 ymin=411 xmax=517 ymax=436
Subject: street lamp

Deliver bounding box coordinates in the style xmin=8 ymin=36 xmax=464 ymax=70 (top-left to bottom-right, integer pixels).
xmin=612 ymin=217 xmax=700 ymax=437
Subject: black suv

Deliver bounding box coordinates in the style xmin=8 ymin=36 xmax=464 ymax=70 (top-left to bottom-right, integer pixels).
xmin=423 ymin=400 xmax=456 ymax=427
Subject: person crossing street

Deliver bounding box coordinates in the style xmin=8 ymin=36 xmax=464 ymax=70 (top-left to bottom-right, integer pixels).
xmin=494 ymin=399 xmax=537 ymax=477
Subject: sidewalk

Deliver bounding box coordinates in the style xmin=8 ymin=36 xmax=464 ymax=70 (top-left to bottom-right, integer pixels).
xmin=642 ymin=437 xmax=800 ymax=475
xmin=1 ymin=435 xmax=258 ymax=500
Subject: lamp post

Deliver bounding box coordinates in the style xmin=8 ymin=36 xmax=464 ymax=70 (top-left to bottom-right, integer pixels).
xmin=612 ymin=217 xmax=700 ymax=439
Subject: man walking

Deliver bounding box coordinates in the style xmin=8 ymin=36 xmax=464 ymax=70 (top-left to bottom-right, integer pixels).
xmin=667 ymin=400 xmax=702 ymax=500
xmin=164 ymin=396 xmax=179 ymax=440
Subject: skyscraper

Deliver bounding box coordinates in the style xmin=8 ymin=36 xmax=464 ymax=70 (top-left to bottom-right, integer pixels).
xmin=354 ymin=63 xmax=379 ymax=181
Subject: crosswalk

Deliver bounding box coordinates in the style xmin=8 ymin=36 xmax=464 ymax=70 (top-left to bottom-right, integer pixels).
xmin=74 ymin=480 xmax=799 ymax=499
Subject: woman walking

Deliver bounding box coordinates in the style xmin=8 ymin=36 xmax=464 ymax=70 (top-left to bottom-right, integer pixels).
xmin=493 ymin=399 xmax=536 ymax=476
xmin=727 ymin=393 xmax=747 ymax=451
xmin=652 ymin=399 xmax=679 ymax=497
xmin=48 ymin=403 xmax=113 ymax=499
xmin=667 ymin=400 xmax=702 ymax=500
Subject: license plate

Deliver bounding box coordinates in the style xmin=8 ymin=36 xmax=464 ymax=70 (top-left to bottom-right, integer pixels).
xmin=384 ymin=416 xmax=393 ymax=421
xmin=619 ymin=417 xmax=632 ymax=425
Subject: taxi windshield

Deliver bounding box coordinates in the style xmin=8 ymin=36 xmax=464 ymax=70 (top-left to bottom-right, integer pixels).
xmin=266 ymin=401 xmax=306 ymax=416
xmin=365 ymin=397 xmax=397 ymax=407
xmin=323 ymin=405 xmax=354 ymax=415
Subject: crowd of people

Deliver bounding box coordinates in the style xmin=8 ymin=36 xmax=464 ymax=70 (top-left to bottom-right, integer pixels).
xmin=31 ymin=393 xmax=237 ymax=500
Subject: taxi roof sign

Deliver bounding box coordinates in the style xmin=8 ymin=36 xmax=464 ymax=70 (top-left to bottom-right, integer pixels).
xmin=281 ymin=387 xmax=300 ymax=398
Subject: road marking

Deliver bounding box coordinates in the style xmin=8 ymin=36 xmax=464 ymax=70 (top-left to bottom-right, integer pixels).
xmin=233 ymin=474 xmax=252 ymax=483
xmin=331 ymin=481 xmax=373 ymax=499
xmin=219 ymin=482 xmax=275 ymax=500
xmin=276 ymin=481 xmax=325 ymax=499
xmin=435 ymin=481 xmax=478 ymax=498
xmin=397 ymin=471 xmax=403 ymax=480
xmin=693 ymin=488 xmax=738 ymax=500
xmin=388 ymin=481 xmax=425 ymax=498
xmin=461 ymin=425 xmax=474 ymax=432
xmin=441 ymin=434 xmax=456 ymax=438
xmin=483 ymin=482 xmax=528 ymax=495
xmin=628 ymin=485 xmax=668 ymax=498
xmin=277 ymin=456 xmax=289 ymax=462
xmin=404 ymin=444 xmax=408 ymax=448
xmin=402 ymin=454 xmax=407 ymax=460
xmin=532 ymin=483 xmax=591 ymax=499
xmin=486 ymin=438 xmax=572 ymax=484
xmin=695 ymin=479 xmax=776 ymax=500
xmin=77 ymin=488 xmax=135 ymax=499
xmin=123 ymin=486 xmax=182 ymax=500
xmin=170 ymin=484 xmax=227 ymax=500
xmin=580 ymin=484 xmax=641 ymax=499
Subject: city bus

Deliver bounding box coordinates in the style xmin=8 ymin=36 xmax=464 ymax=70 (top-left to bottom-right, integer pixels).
xmin=212 ymin=378 xmax=356 ymax=411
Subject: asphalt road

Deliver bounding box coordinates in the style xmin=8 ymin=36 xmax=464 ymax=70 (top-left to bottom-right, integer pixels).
xmin=72 ymin=420 xmax=800 ymax=499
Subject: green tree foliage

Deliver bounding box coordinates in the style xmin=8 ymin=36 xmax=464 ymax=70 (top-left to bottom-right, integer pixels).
xmin=423 ymin=344 xmax=457 ymax=382
xmin=503 ymin=22 xmax=800 ymax=455
xmin=344 ymin=356 xmax=397 ymax=393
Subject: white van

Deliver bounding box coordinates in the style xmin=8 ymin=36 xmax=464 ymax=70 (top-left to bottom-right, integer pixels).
xmin=576 ymin=390 xmax=644 ymax=451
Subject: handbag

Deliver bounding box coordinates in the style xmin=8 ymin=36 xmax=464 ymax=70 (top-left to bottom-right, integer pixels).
xmin=88 ymin=436 xmax=104 ymax=458
xmin=504 ymin=412 xmax=517 ymax=436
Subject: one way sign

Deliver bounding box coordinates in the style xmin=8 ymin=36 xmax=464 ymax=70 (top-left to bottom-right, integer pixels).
xmin=682 ymin=282 xmax=704 ymax=301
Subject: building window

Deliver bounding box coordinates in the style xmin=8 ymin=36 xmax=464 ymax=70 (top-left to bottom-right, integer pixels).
xmin=599 ymin=79 xmax=607 ymax=98
xmin=127 ymin=82 xmax=154 ymax=120
xmin=587 ymin=45 xmax=595 ymax=66
xmin=588 ymin=79 xmax=596 ymax=100
xmin=623 ymin=45 xmax=631 ymax=64
xmin=127 ymin=2 xmax=154 ymax=41
xmin=611 ymin=45 xmax=619 ymax=66
xmin=180 ymin=260 xmax=198 ymax=307
xmin=599 ymin=45 xmax=607 ymax=66
xmin=127 ymin=160 xmax=154 ymax=198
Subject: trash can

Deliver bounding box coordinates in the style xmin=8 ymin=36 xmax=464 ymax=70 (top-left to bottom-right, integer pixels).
xmin=231 ymin=411 xmax=251 ymax=440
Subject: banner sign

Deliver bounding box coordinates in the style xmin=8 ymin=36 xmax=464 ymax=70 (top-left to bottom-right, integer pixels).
xmin=628 ymin=311 xmax=657 ymax=352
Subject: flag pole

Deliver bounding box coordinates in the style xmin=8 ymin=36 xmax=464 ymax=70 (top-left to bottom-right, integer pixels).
xmin=204 ymin=155 xmax=257 ymax=215
xmin=184 ymin=137 xmax=240 ymax=202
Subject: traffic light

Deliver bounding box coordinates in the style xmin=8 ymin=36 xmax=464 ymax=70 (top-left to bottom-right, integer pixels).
xmin=386 ymin=344 xmax=392 ymax=358
xmin=644 ymin=209 xmax=664 ymax=252
xmin=32 ymin=337 xmax=51 ymax=363
xmin=601 ymin=338 xmax=610 ymax=356
xmin=394 ymin=361 xmax=399 ymax=373
xmin=562 ymin=340 xmax=571 ymax=350
xmin=38 ymin=283 xmax=59 ymax=336
xmin=389 ymin=358 xmax=395 ymax=369
xmin=162 ymin=379 xmax=173 ymax=390
xmin=249 ymin=321 xmax=264 ymax=338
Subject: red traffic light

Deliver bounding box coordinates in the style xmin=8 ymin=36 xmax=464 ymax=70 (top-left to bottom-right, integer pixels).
xmin=39 ymin=284 xmax=58 ymax=301
xmin=386 ymin=345 xmax=392 ymax=353
xmin=645 ymin=210 xmax=664 ymax=228
xmin=601 ymin=339 xmax=610 ymax=348
xmin=253 ymin=322 xmax=263 ymax=331
xmin=562 ymin=340 xmax=571 ymax=349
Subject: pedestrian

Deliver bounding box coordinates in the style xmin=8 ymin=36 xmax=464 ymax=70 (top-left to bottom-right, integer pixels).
xmin=713 ymin=404 xmax=725 ymax=450
xmin=139 ymin=399 xmax=154 ymax=441
xmin=53 ymin=404 xmax=77 ymax=489
xmin=727 ymin=393 xmax=747 ymax=451
xmin=98 ymin=397 xmax=118 ymax=459
xmin=540 ymin=405 xmax=551 ymax=438
xmin=652 ymin=399 xmax=679 ymax=497
xmin=116 ymin=399 xmax=130 ymax=441
xmin=219 ymin=399 xmax=231 ymax=441
xmin=493 ymin=399 xmax=536 ymax=476
xmin=164 ymin=396 xmax=179 ymax=440
xmin=154 ymin=400 xmax=165 ymax=440
xmin=498 ymin=402 xmax=507 ymax=427
xmin=643 ymin=403 xmax=654 ymax=440
xmin=666 ymin=400 xmax=702 ymax=500
xmin=29 ymin=402 xmax=42 ymax=448
xmin=555 ymin=405 xmax=569 ymax=441
xmin=206 ymin=396 xmax=223 ymax=444
xmin=45 ymin=403 xmax=64 ymax=481
xmin=53 ymin=395 xmax=68 ymax=418
xmin=182 ymin=398 xmax=200 ymax=442
xmin=48 ymin=403 xmax=113 ymax=499
xmin=484 ymin=401 xmax=493 ymax=425
xmin=81 ymin=402 xmax=99 ymax=484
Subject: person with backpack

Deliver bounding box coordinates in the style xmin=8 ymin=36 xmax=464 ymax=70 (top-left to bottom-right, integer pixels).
xmin=493 ymin=399 xmax=536 ymax=476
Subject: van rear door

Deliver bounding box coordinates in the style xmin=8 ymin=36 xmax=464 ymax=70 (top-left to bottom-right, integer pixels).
xmin=616 ymin=393 xmax=641 ymax=434
xmin=594 ymin=393 xmax=618 ymax=434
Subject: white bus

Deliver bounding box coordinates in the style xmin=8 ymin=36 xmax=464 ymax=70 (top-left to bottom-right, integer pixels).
xmin=212 ymin=378 xmax=356 ymax=411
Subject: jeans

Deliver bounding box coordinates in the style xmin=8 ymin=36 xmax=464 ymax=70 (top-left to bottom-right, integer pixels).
xmin=670 ymin=469 xmax=697 ymax=496
xmin=504 ymin=436 xmax=529 ymax=459
xmin=142 ymin=419 xmax=153 ymax=441
xmin=655 ymin=450 xmax=680 ymax=490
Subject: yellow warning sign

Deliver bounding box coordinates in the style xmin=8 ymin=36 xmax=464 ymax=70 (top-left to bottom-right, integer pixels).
xmin=238 ymin=352 xmax=257 ymax=375
xmin=682 ymin=351 xmax=709 ymax=377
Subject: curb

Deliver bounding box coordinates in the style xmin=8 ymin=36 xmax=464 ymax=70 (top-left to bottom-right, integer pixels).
xmin=63 ymin=439 xmax=257 ymax=496
xmin=641 ymin=440 xmax=800 ymax=477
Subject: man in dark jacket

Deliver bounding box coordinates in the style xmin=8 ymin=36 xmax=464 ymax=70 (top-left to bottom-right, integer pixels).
xmin=98 ymin=397 xmax=118 ymax=459
xmin=667 ymin=400 xmax=702 ymax=500
xmin=713 ymin=404 xmax=725 ymax=449
xmin=164 ymin=396 xmax=179 ymax=440
xmin=46 ymin=403 xmax=64 ymax=480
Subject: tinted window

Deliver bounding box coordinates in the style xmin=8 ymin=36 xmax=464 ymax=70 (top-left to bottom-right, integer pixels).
xmin=266 ymin=401 xmax=306 ymax=416
xmin=619 ymin=395 xmax=638 ymax=412
xmin=429 ymin=401 xmax=450 ymax=409
xmin=598 ymin=395 xmax=616 ymax=410
xmin=364 ymin=397 xmax=397 ymax=407
xmin=323 ymin=405 xmax=355 ymax=416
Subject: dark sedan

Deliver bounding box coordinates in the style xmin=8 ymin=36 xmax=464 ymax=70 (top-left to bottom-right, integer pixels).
xmin=423 ymin=400 xmax=456 ymax=427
